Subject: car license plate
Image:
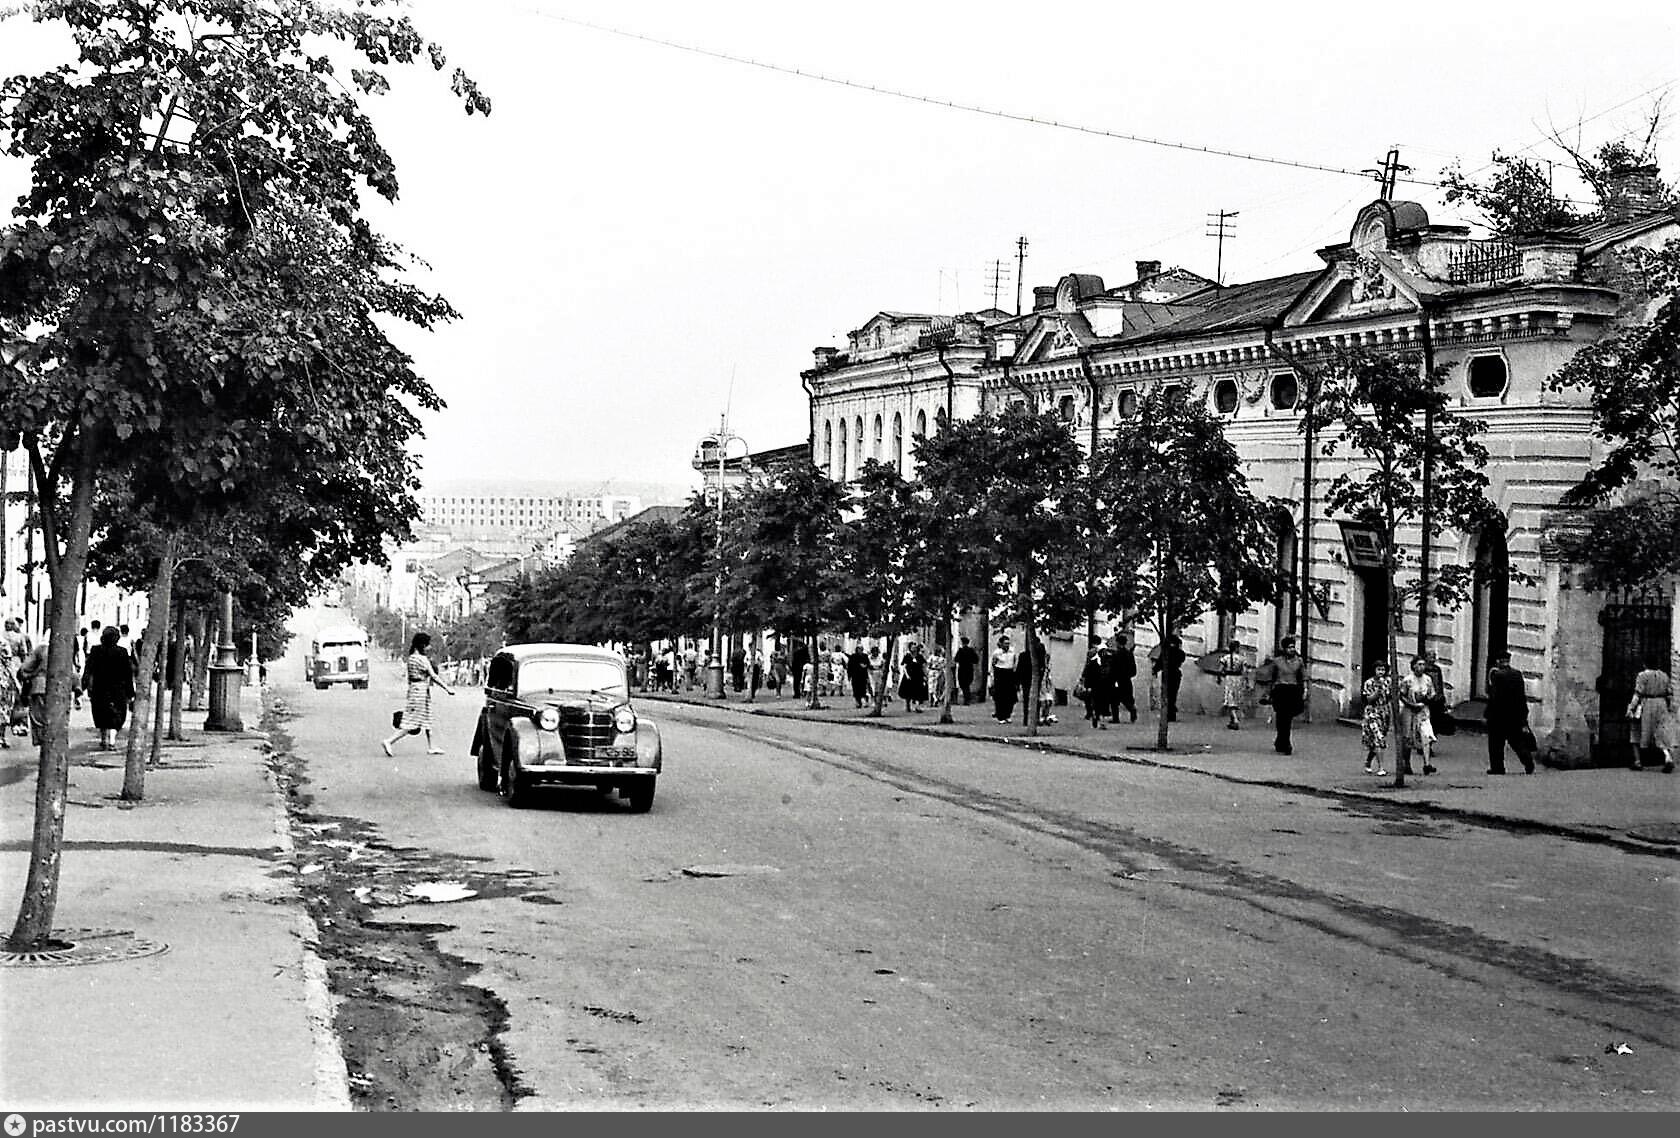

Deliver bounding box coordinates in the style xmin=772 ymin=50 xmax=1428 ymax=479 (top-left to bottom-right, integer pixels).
xmin=599 ymin=746 xmax=638 ymax=760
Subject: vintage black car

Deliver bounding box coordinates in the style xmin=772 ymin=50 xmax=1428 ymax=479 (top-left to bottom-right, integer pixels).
xmin=470 ymin=644 xmax=663 ymax=811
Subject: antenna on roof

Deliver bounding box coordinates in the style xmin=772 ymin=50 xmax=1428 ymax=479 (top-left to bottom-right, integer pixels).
xmin=1015 ymin=236 xmax=1029 ymax=315
xmin=1206 ymin=209 xmax=1239 ymax=287
xmin=1362 ymin=146 xmax=1411 ymax=201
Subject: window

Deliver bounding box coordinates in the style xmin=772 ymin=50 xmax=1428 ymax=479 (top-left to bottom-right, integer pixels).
xmin=1161 ymin=384 xmax=1185 ymax=405
xmin=1213 ymin=379 xmax=1239 ymax=415
xmin=854 ymin=415 xmax=864 ymax=471
xmin=892 ymin=412 xmax=903 ymax=471
xmin=1467 ymin=355 xmax=1508 ymax=398
xmin=872 ymin=414 xmax=883 ymax=461
xmin=1269 ymin=372 xmax=1298 ymax=410
xmin=823 ymin=421 xmax=833 ymax=473
xmin=915 ymin=409 xmax=927 ymax=438
xmin=487 ymin=654 xmax=514 ymax=690
xmin=838 ymin=420 xmax=849 ymax=480
xmin=1116 ymin=390 xmax=1139 ymax=417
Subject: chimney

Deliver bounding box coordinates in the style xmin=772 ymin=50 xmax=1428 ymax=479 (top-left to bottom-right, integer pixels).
xmin=1033 ymin=285 xmax=1057 ymax=312
xmin=1134 ymin=259 xmax=1162 ymax=282
xmin=1602 ymin=164 xmax=1664 ymax=225
xmin=812 ymin=346 xmax=839 ymax=368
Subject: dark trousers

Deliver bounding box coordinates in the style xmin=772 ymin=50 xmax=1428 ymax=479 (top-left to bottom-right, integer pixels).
xmin=1271 ymin=683 xmax=1303 ymax=754
xmin=1110 ymin=679 xmax=1135 ymax=722
xmin=958 ymin=668 xmax=974 ymax=704
xmin=1162 ymin=671 xmax=1181 ymax=721
xmin=993 ymin=669 xmax=1016 ymax=721
xmin=1487 ymin=721 xmax=1534 ymax=773
xmin=850 ymin=673 xmax=869 ymax=706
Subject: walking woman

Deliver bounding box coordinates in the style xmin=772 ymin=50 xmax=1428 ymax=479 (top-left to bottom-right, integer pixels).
xmin=381 ymin=632 xmax=455 ymax=756
xmin=1218 ymin=640 xmax=1248 ymax=731
xmin=1396 ymin=654 xmax=1437 ymax=775
xmin=81 ymin=625 xmax=135 ymax=751
xmin=1631 ymin=653 xmax=1674 ymax=773
xmin=1360 ymin=660 xmax=1392 ymax=776
xmin=0 ymin=626 xmax=19 ymax=748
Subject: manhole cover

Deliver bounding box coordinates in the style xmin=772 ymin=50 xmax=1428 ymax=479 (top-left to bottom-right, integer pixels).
xmin=0 ymin=928 xmax=170 ymax=968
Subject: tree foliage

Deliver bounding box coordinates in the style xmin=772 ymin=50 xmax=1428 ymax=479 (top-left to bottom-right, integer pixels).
xmin=1546 ymin=239 xmax=1680 ymax=587
xmin=1075 ymin=386 xmax=1287 ymax=749
xmin=0 ymin=0 xmax=487 ymax=950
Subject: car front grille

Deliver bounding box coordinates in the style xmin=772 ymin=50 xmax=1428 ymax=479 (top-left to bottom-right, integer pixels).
xmin=559 ymin=709 xmax=615 ymax=758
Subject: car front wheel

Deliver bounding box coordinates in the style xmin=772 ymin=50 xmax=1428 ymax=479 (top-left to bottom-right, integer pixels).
xmin=499 ymin=750 xmax=532 ymax=808
xmin=624 ymin=779 xmax=655 ymax=813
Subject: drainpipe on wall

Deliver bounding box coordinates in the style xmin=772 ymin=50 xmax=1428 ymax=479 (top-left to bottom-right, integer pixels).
xmin=1416 ymin=302 xmax=1438 ymax=659
xmin=1265 ymin=325 xmax=1314 ymax=720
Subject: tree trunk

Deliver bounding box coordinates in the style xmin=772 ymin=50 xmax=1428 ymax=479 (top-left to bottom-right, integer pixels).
xmin=189 ymin=608 xmax=211 ymax=710
xmin=8 ymin=437 xmax=96 ymax=952
xmin=167 ymin=601 xmax=187 ymax=740
xmin=1155 ymin=600 xmax=1172 ymax=752
xmin=149 ymin=651 xmax=167 ymax=769
xmin=938 ymin=604 xmax=956 ymax=726
xmin=122 ymin=541 xmax=176 ymax=800
xmin=805 ymin=627 xmax=823 ymax=710
xmin=1023 ymin=584 xmax=1039 ymax=737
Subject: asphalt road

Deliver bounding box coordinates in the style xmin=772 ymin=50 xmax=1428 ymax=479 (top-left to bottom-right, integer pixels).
xmin=275 ymin=610 xmax=1679 ymax=1110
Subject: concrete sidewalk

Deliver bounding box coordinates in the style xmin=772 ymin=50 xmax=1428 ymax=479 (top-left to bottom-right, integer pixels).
xmin=642 ymin=686 xmax=1680 ymax=857
xmin=0 ymin=684 xmax=348 ymax=1111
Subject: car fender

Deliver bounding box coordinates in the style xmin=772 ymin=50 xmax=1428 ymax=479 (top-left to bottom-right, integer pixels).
xmin=635 ymin=718 xmax=662 ymax=771
xmin=470 ymin=713 xmax=488 ymax=758
xmin=508 ymin=716 xmax=563 ymax=764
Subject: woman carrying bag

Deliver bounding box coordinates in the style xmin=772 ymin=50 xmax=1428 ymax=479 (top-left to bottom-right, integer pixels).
xmin=381 ymin=632 xmax=455 ymax=757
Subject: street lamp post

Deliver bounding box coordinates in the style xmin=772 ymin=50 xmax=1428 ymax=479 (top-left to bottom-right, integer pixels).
xmin=205 ymin=588 xmax=243 ymax=732
xmin=696 ymin=417 xmax=747 ymax=699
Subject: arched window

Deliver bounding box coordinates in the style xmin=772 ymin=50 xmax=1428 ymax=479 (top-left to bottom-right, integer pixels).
xmin=891 ymin=412 xmax=903 ymax=471
xmin=872 ymin=414 xmax=883 ymax=461
xmin=837 ymin=419 xmax=849 ymax=481
xmin=1213 ymin=379 xmax=1239 ymax=415
xmin=1468 ymin=355 xmax=1509 ymax=399
xmin=915 ymin=409 xmax=927 ymax=438
xmin=1272 ymin=514 xmax=1298 ymax=650
xmin=1057 ymin=394 xmax=1077 ymax=422
xmin=1270 ymin=372 xmax=1298 ymax=410
xmin=935 ymin=407 xmax=949 ymax=429
xmin=1116 ymin=390 xmax=1139 ymax=417
xmin=1470 ymin=519 xmax=1511 ymax=698
xmin=854 ymin=415 xmax=864 ymax=472
xmin=823 ymin=421 xmax=833 ymax=475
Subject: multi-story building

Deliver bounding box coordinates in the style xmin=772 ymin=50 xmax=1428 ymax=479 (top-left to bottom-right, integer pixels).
xmin=801 ymin=170 xmax=1678 ymax=765
xmin=418 ymin=492 xmax=641 ymax=539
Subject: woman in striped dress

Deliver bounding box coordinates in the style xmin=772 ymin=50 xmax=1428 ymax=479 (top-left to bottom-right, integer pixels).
xmin=381 ymin=632 xmax=455 ymax=756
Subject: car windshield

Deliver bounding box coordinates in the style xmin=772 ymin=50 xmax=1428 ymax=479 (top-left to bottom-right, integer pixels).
xmin=517 ymin=657 xmax=627 ymax=698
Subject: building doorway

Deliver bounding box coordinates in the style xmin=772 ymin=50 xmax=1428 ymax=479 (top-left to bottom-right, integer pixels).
xmin=1594 ymin=584 xmax=1672 ymax=766
xmin=1469 ymin=521 xmax=1510 ymax=699
xmin=1355 ymin=566 xmax=1391 ymax=691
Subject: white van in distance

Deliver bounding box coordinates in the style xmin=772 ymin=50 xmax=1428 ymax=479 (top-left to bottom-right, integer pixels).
xmin=307 ymin=626 xmax=370 ymax=690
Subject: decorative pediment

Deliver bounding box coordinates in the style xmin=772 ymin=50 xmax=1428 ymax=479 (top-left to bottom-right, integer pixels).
xmin=1282 ymin=252 xmax=1422 ymax=326
xmin=1016 ymin=315 xmax=1095 ymax=362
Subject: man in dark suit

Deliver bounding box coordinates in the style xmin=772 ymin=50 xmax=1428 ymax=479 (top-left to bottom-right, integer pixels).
xmin=1484 ymin=650 xmax=1535 ymax=774
xmin=954 ymin=636 xmax=979 ymax=705
xmin=1104 ymin=633 xmax=1137 ymax=723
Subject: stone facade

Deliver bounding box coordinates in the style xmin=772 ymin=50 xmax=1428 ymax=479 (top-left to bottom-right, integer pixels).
xmin=801 ymin=194 xmax=1679 ymax=764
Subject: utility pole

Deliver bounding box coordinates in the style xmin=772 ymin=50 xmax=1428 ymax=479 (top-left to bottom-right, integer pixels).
xmin=1206 ymin=210 xmax=1238 ymax=287
xmin=1014 ymin=235 xmax=1029 ymax=315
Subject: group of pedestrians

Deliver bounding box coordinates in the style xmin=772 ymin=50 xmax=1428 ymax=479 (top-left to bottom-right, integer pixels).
xmin=0 ymin=619 xmax=142 ymax=751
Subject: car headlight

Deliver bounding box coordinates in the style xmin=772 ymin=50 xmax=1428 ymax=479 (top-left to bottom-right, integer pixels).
xmin=536 ymin=707 xmax=560 ymax=732
xmin=613 ymin=706 xmax=637 ymax=735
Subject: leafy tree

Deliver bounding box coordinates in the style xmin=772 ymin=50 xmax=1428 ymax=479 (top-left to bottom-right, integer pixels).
xmin=717 ymin=462 xmax=847 ymax=706
xmin=1545 ymin=240 xmax=1680 ymax=588
xmin=0 ymin=0 xmax=487 ymax=951
xmin=1075 ymin=387 xmax=1287 ymax=750
xmin=836 ymin=459 xmax=928 ymax=716
xmin=1303 ymin=348 xmax=1499 ymax=787
xmin=913 ymin=410 xmax=1084 ymax=734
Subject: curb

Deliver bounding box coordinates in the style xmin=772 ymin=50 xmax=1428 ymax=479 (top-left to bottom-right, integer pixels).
xmin=256 ymin=712 xmax=353 ymax=1111
xmin=645 ymin=693 xmax=1680 ymax=860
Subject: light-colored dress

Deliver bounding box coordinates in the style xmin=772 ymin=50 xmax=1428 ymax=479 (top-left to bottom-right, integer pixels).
xmin=1361 ymin=675 xmax=1392 ymax=750
xmin=401 ymin=652 xmax=437 ymax=731
xmin=1396 ymin=672 xmax=1433 ymax=752
xmin=1219 ymin=651 xmax=1247 ymax=713
xmin=0 ymin=638 xmax=18 ymax=733
xmin=1633 ymin=667 xmax=1672 ymax=750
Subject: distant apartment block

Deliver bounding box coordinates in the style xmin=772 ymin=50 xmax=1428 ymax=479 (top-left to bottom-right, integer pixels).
xmin=419 ymin=493 xmax=642 ymax=538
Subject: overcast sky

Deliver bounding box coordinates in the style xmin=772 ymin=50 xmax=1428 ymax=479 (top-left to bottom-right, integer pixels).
xmin=3 ymin=1 xmax=1676 ymax=500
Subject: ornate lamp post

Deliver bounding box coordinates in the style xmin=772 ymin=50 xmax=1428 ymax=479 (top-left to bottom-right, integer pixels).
xmin=205 ymin=588 xmax=243 ymax=732
xmin=694 ymin=418 xmax=748 ymax=699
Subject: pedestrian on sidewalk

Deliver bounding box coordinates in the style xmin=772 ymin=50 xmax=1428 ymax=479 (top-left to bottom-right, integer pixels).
xmin=80 ymin=625 xmax=135 ymax=751
xmin=0 ymin=624 xmax=21 ymax=748
xmin=1079 ymin=647 xmax=1113 ymax=729
xmin=769 ymin=643 xmax=788 ymax=695
xmin=954 ymin=636 xmax=978 ymax=705
xmin=1218 ymin=640 xmax=1248 ymax=731
xmin=1423 ymin=650 xmax=1457 ymax=737
xmin=928 ymin=643 xmax=948 ymax=708
xmin=990 ymin=635 xmax=1017 ymax=724
xmin=1153 ymin=635 xmax=1185 ymax=722
xmin=1360 ymin=661 xmax=1392 ymax=775
xmin=1105 ymin=633 xmax=1138 ymax=724
xmin=1396 ymin=654 xmax=1437 ymax=775
xmin=1630 ymin=653 xmax=1674 ymax=773
xmin=848 ymin=643 xmax=872 ymax=708
xmin=1483 ymin=650 xmax=1536 ymax=774
xmin=899 ymin=642 xmax=929 ymax=712
xmin=1268 ymin=636 xmax=1307 ymax=755
xmin=790 ymin=641 xmax=808 ymax=698
xmin=381 ymin=632 xmax=455 ymax=757
xmin=14 ymin=633 xmax=53 ymax=747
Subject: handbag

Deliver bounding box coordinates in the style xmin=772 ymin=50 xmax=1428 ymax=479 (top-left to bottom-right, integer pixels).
xmin=1072 ymin=680 xmax=1088 ymax=701
xmin=1627 ymin=694 xmax=1644 ymax=719
xmin=1517 ymin=725 xmax=1538 ymax=754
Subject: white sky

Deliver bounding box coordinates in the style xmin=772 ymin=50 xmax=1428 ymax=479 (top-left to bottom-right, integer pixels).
xmin=3 ymin=1 xmax=1677 ymax=499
